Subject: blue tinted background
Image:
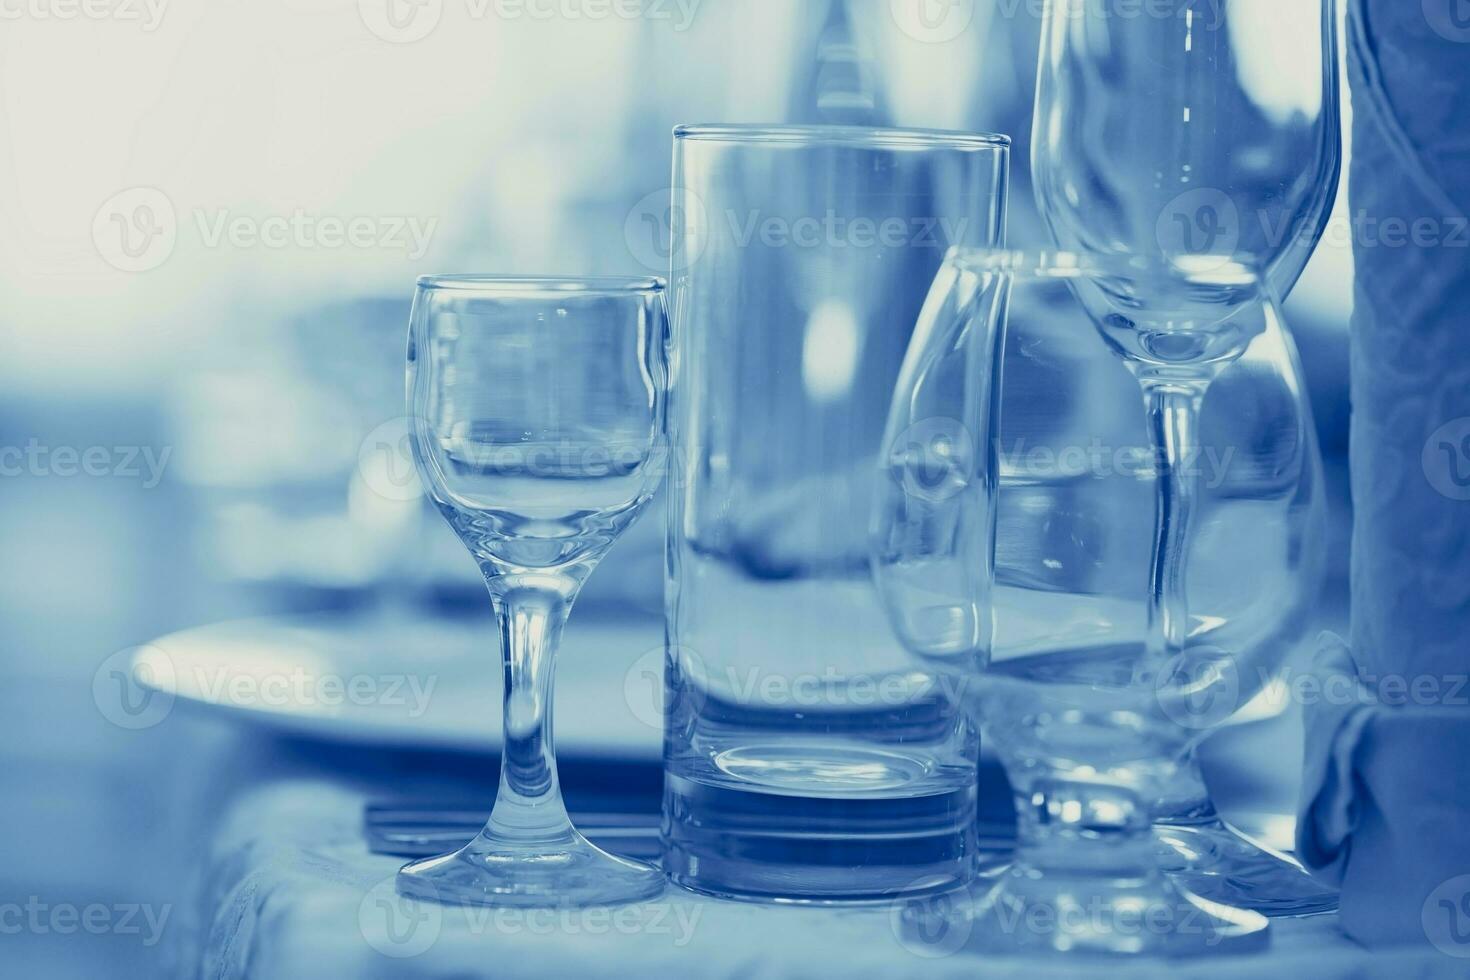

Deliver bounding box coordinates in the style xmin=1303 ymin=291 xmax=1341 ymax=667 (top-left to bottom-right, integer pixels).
xmin=0 ymin=2 xmax=1352 ymax=976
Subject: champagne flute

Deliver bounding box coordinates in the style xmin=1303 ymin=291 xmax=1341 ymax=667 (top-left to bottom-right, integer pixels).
xmin=1031 ymin=0 xmax=1341 ymax=914
xmin=398 ymin=276 xmax=668 ymax=907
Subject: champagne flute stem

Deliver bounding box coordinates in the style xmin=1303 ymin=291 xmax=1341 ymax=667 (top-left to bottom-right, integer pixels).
xmin=483 ymin=570 xmax=582 ymax=842
xmin=1141 ymin=381 xmax=1207 ymax=677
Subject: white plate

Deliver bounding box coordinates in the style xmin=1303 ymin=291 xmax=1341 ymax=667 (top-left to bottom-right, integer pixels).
xmin=136 ymin=609 xmax=667 ymax=758
xmin=135 ymin=591 xmax=1285 ymax=757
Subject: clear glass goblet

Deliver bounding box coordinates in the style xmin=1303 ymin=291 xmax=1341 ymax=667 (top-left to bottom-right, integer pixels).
xmin=398 ymin=275 xmax=669 ymax=907
xmin=879 ymin=250 xmax=1291 ymax=954
xmin=1030 ymin=0 xmax=1342 ymax=915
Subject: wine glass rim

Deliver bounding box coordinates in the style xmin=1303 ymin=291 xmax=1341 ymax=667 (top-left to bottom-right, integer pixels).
xmin=674 ymin=123 xmax=1011 ymax=150
xmin=945 ymin=248 xmax=1267 ymax=287
xmin=416 ymin=275 xmax=666 ymax=294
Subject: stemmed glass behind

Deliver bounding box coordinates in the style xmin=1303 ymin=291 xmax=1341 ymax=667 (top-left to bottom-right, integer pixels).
xmin=1031 ymin=0 xmax=1341 ymax=915
xmin=398 ymin=275 xmax=669 ymax=907
xmin=882 ymin=249 xmax=1284 ymax=955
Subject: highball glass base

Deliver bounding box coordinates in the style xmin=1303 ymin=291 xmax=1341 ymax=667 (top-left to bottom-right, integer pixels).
xmin=1155 ymin=818 xmax=1339 ymax=917
xmin=397 ymin=829 xmax=665 ymax=908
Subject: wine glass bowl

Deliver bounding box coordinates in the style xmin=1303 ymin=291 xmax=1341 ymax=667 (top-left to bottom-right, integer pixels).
xmin=410 ymin=276 xmax=669 ymax=571
xmin=399 ymin=275 xmax=669 ymax=908
xmin=1032 ymin=0 xmax=1341 ymax=298
xmin=1082 ymin=261 xmax=1267 ymax=378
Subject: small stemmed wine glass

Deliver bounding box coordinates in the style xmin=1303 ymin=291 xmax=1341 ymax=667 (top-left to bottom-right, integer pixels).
xmin=1031 ymin=0 xmax=1341 ymax=914
xmin=398 ymin=276 xmax=668 ymax=907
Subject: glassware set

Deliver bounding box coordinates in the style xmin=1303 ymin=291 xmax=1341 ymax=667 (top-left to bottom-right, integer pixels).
xmin=393 ymin=0 xmax=1341 ymax=957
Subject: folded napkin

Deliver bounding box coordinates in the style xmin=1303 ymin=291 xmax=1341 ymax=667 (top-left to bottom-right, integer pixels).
xmin=1297 ymin=0 xmax=1470 ymax=952
xmin=1298 ymin=635 xmax=1470 ymax=947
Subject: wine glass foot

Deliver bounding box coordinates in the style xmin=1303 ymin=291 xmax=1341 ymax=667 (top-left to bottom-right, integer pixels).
xmin=397 ymin=830 xmax=665 ymax=908
xmin=1154 ymin=819 xmax=1338 ymax=917
xmin=898 ymin=865 xmax=1269 ymax=958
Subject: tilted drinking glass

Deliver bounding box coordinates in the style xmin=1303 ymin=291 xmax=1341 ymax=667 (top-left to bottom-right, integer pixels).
xmin=879 ymin=249 xmax=1318 ymax=954
xmin=398 ymin=276 xmax=668 ymax=907
xmin=1030 ymin=0 xmax=1341 ymax=914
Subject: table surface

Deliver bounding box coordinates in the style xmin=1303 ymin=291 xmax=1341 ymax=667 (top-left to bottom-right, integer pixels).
xmin=167 ymin=726 xmax=1459 ymax=980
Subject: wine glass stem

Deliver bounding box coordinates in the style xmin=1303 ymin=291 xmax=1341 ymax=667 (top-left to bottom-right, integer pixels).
xmin=1142 ymin=381 xmax=1207 ymax=673
xmin=484 ymin=571 xmax=581 ymax=843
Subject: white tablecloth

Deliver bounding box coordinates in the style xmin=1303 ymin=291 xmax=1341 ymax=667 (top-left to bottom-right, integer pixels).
xmin=186 ymin=777 xmax=1457 ymax=979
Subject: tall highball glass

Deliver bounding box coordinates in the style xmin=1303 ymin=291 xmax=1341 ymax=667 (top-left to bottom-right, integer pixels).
xmin=663 ymin=124 xmax=1009 ymax=903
